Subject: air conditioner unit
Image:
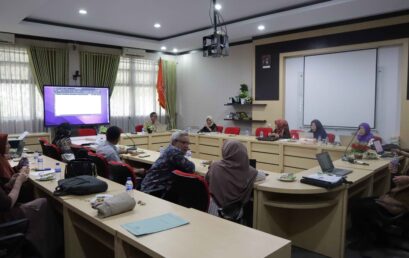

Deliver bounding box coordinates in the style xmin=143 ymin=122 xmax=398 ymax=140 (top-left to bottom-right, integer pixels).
xmin=0 ymin=32 xmax=15 ymax=44
xmin=122 ymin=47 xmax=146 ymax=57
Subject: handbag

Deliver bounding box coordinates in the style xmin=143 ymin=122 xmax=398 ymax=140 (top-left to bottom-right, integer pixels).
xmin=65 ymin=158 xmax=97 ymax=179
xmin=301 ymin=173 xmax=350 ymax=189
xmin=53 ymin=175 xmax=108 ymax=196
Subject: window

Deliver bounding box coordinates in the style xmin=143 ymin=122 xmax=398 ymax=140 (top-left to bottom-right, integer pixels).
xmin=0 ymin=44 xmax=44 ymax=133
xmin=110 ymin=57 xmax=164 ymax=131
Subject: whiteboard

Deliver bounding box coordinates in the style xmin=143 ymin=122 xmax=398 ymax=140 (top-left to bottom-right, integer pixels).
xmin=303 ymin=49 xmax=377 ymax=128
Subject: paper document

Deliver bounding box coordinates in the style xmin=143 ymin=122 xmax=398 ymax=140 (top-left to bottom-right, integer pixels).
xmin=121 ymin=213 xmax=189 ymax=236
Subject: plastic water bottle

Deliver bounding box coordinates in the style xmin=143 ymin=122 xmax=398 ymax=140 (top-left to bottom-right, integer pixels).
xmin=260 ymin=131 xmax=264 ymax=138
xmin=55 ymin=163 xmax=61 ymax=180
xmin=390 ymin=153 xmax=399 ymax=174
xmin=141 ymin=128 xmax=145 ymax=135
xmin=33 ymin=151 xmax=38 ymax=163
xmin=245 ymin=130 xmax=250 ymax=136
xmin=125 ymin=177 xmax=134 ymax=197
xmin=37 ymin=154 xmax=44 ymax=170
xmin=185 ymin=150 xmax=192 ymax=159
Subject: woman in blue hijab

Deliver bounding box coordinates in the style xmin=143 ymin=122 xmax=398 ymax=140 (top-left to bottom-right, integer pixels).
xmin=310 ymin=119 xmax=327 ymax=140
xmin=357 ymin=122 xmax=374 ymax=143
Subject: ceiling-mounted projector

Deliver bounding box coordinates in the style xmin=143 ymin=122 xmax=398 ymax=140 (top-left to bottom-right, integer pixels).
xmin=203 ymin=0 xmax=229 ymax=57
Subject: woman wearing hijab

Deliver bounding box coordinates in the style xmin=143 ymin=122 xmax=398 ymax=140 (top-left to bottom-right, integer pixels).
xmin=271 ymin=119 xmax=291 ymax=139
xmin=52 ymin=123 xmax=75 ymax=161
xmin=0 ymin=134 xmax=29 ymax=184
xmin=356 ymin=122 xmax=374 ymax=143
xmin=310 ymin=119 xmax=327 ymax=140
xmin=198 ymin=116 xmax=217 ymax=133
xmin=205 ymin=140 xmax=259 ymax=216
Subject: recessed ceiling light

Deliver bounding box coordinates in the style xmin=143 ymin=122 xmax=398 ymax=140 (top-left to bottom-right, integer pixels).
xmin=173 ymin=48 xmax=178 ymax=53
xmin=79 ymin=9 xmax=87 ymax=15
xmin=161 ymin=46 xmax=167 ymax=51
xmin=215 ymin=3 xmax=222 ymax=11
xmin=154 ymin=23 xmax=161 ymax=28
xmin=257 ymin=25 xmax=265 ymax=31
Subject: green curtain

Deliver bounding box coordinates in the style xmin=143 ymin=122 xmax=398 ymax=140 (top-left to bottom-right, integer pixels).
xmin=80 ymin=51 xmax=120 ymax=95
xmin=162 ymin=60 xmax=177 ymax=129
xmin=28 ymin=47 xmax=69 ymax=95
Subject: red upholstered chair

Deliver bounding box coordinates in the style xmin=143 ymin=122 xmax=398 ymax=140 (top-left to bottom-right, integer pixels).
xmin=216 ymin=126 xmax=223 ymax=133
xmin=373 ymin=135 xmax=383 ymax=144
xmin=327 ymin=133 xmax=335 ymax=143
xmin=42 ymin=143 xmax=62 ymax=161
xmin=255 ymin=127 xmax=273 ymax=137
xmin=108 ymin=161 xmax=140 ymax=188
xmin=163 ymin=170 xmax=210 ymax=212
xmin=290 ymin=132 xmax=300 ymax=139
xmin=78 ymin=128 xmax=97 ymax=136
xmin=224 ymin=127 xmax=240 ymax=135
xmin=135 ymin=124 xmax=144 ymax=133
xmin=88 ymin=152 xmax=110 ymax=178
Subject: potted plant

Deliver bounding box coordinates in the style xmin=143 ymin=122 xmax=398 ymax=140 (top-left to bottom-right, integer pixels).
xmin=351 ymin=143 xmax=369 ymax=159
xmin=239 ymin=84 xmax=249 ymax=104
xmin=146 ymin=125 xmax=155 ymax=134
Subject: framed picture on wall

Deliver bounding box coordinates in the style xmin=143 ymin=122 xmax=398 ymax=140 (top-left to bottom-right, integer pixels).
xmin=261 ymin=54 xmax=271 ymax=69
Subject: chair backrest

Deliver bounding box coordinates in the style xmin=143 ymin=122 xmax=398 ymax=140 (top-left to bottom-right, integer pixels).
xmin=135 ymin=124 xmax=144 ymax=133
xmin=88 ymin=152 xmax=110 ymax=178
xmin=224 ymin=127 xmax=240 ymax=135
xmin=43 ymin=143 xmax=62 ymax=161
xmin=216 ymin=126 xmax=224 ymax=133
xmin=108 ymin=161 xmax=137 ymax=187
xmin=70 ymin=144 xmax=89 ymax=157
xmin=164 ymin=170 xmax=210 ymax=212
xmin=0 ymin=218 xmax=30 ymax=258
xmin=38 ymin=137 xmax=49 ymax=153
xmin=78 ymin=128 xmax=97 ymax=136
xmin=290 ymin=131 xmax=299 ymax=139
xmin=255 ymin=127 xmax=273 ymax=137
xmin=327 ymin=133 xmax=335 ymax=143
xmin=290 ymin=129 xmax=304 ymax=134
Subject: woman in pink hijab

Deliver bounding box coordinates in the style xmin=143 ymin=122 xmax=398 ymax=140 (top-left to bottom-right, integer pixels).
xmin=206 ymin=140 xmax=258 ymax=215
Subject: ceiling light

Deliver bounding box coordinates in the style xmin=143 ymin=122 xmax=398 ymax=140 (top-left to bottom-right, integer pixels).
xmin=257 ymin=25 xmax=265 ymax=31
xmin=161 ymin=46 xmax=167 ymax=51
xmin=154 ymin=23 xmax=161 ymax=28
xmin=79 ymin=9 xmax=87 ymax=15
xmin=215 ymin=3 xmax=222 ymax=11
xmin=173 ymin=48 xmax=178 ymax=53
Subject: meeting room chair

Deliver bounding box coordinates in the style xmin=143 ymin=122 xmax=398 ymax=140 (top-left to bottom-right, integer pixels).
xmin=71 ymin=144 xmax=91 ymax=157
xmin=43 ymin=143 xmax=62 ymax=161
xmin=88 ymin=152 xmax=110 ymax=178
xmin=255 ymin=127 xmax=273 ymax=137
xmin=108 ymin=161 xmax=141 ymax=189
xmin=77 ymin=128 xmax=97 ymax=136
xmin=38 ymin=137 xmax=49 ymax=153
xmin=327 ymin=133 xmax=335 ymax=143
xmin=224 ymin=127 xmax=240 ymax=135
xmin=290 ymin=131 xmax=300 ymax=139
xmin=164 ymin=170 xmax=210 ymax=212
xmin=216 ymin=126 xmax=224 ymax=133
xmin=135 ymin=124 xmax=144 ymax=133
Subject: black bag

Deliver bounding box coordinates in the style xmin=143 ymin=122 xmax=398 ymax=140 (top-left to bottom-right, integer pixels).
xmin=54 ymin=175 xmax=108 ymax=196
xmin=300 ymin=174 xmax=351 ymax=189
xmin=65 ymin=158 xmax=97 ymax=179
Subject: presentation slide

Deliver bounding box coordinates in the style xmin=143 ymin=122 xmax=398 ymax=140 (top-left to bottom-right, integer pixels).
xmin=43 ymin=86 xmax=110 ymax=127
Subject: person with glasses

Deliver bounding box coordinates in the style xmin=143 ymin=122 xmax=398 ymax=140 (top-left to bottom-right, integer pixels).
xmin=141 ymin=131 xmax=195 ymax=195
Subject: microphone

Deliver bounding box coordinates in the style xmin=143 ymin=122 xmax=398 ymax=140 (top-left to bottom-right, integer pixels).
xmin=342 ymin=127 xmax=359 ymax=162
xmin=124 ymin=133 xmax=137 ymax=151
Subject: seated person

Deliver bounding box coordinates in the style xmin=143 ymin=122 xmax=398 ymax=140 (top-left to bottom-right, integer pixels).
xmin=143 ymin=112 xmax=164 ymax=133
xmin=206 ymin=140 xmax=263 ymax=216
xmin=270 ymin=119 xmax=291 ymax=139
xmin=0 ymin=173 xmax=63 ymax=258
xmin=0 ymin=134 xmax=29 ymax=184
xmin=310 ymin=119 xmax=327 ymax=141
xmin=198 ymin=116 xmax=217 ymax=133
xmin=349 ymin=166 xmax=409 ymax=250
xmin=141 ymin=131 xmax=195 ymax=194
xmin=357 ymin=122 xmax=374 ymax=143
xmin=96 ymin=126 xmax=144 ymax=175
xmin=52 ymin=122 xmax=75 ymax=161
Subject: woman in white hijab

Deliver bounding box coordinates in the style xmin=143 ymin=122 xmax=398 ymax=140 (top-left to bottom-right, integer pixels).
xmin=198 ymin=116 xmax=217 ymax=133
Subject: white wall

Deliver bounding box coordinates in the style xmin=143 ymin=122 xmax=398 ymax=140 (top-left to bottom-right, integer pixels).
xmin=176 ymin=44 xmax=253 ymax=133
xmin=284 ymin=45 xmax=402 ymax=143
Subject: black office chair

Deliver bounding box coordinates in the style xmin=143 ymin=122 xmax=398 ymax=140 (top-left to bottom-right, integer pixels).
xmin=88 ymin=152 xmax=110 ymax=179
xmin=0 ymin=218 xmax=29 ymax=258
xmin=377 ymin=212 xmax=409 ymax=250
xmin=164 ymin=170 xmax=210 ymax=212
xmin=108 ymin=161 xmax=141 ymax=189
xmin=43 ymin=143 xmax=62 ymax=161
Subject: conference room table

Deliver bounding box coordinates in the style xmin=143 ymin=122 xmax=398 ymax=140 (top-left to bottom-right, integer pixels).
xmin=11 ymin=154 xmax=291 ymax=258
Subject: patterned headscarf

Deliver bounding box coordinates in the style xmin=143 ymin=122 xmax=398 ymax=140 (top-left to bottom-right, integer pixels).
xmin=274 ymin=119 xmax=289 ymax=137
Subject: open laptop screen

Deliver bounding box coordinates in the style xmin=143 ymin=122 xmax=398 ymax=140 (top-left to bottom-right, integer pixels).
xmin=373 ymin=140 xmax=383 ymax=154
xmin=316 ymin=152 xmax=334 ymax=172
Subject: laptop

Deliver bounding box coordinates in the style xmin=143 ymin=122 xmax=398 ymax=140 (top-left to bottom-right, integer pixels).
xmin=316 ymin=152 xmax=352 ymax=176
xmin=299 ymin=132 xmax=314 ymax=139
xmin=373 ymin=140 xmax=394 ymax=158
xmin=11 ymin=141 xmax=25 ymax=159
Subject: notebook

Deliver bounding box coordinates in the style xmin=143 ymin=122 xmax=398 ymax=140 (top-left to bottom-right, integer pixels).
xmin=316 ymin=152 xmax=352 ymax=176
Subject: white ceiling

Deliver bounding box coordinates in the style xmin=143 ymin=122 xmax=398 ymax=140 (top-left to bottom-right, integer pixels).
xmin=0 ymin=0 xmax=408 ymax=53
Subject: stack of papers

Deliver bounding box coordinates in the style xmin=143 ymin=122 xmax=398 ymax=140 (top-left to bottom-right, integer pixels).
xmin=303 ymin=173 xmax=343 ymax=183
xmin=121 ymin=213 xmax=189 ymax=236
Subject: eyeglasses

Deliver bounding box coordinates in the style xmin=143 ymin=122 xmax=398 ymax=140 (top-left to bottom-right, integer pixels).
xmin=176 ymin=140 xmax=191 ymax=145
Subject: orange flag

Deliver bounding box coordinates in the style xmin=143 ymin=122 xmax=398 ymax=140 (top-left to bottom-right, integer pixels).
xmin=157 ymin=58 xmax=166 ymax=109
